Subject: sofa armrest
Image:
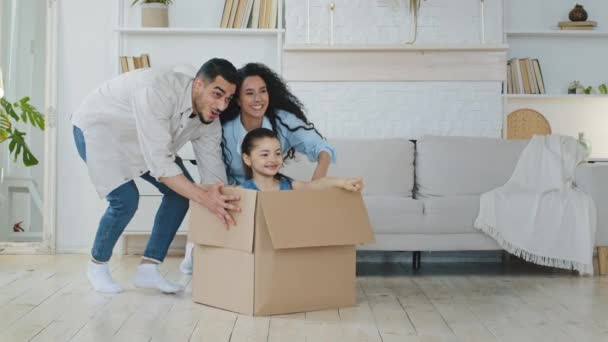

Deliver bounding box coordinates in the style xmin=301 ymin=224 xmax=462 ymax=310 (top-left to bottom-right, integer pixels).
xmin=576 ymin=162 xmax=608 ymax=246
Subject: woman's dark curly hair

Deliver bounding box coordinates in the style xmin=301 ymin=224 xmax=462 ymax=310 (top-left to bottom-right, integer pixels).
xmin=221 ymin=63 xmax=324 ymax=182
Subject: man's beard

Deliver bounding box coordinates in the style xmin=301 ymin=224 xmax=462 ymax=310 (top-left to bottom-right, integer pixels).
xmin=197 ymin=112 xmax=213 ymax=125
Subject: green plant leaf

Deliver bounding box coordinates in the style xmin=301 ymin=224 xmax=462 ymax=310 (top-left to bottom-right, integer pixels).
xmin=1 ymin=98 xmax=19 ymax=121
xmin=600 ymin=84 xmax=608 ymax=94
xmin=0 ymin=110 xmax=11 ymax=143
xmin=8 ymin=128 xmax=39 ymax=166
xmin=584 ymin=86 xmax=592 ymax=94
xmin=8 ymin=135 xmax=16 ymax=153
xmin=17 ymin=97 xmax=45 ymax=130
xmin=21 ymin=145 xmax=39 ymax=166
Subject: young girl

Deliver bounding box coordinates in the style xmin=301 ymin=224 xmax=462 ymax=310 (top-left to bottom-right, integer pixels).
xmin=240 ymin=128 xmax=363 ymax=192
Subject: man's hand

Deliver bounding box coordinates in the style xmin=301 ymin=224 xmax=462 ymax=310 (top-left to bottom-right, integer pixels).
xmin=159 ymin=174 xmax=240 ymax=228
xmin=192 ymin=183 xmax=240 ymax=227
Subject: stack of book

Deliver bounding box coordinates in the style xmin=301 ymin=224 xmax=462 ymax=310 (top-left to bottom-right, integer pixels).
xmin=119 ymin=54 xmax=151 ymax=74
xmin=506 ymin=58 xmax=545 ymax=95
xmin=220 ymin=0 xmax=278 ymax=29
xmin=558 ymin=21 xmax=597 ymax=30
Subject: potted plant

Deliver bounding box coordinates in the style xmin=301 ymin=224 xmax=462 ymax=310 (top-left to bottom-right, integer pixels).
xmin=132 ymin=0 xmax=174 ymax=28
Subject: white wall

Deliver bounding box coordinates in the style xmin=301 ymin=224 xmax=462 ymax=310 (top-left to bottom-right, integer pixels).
xmin=56 ymin=0 xmax=115 ymax=252
xmin=505 ymin=0 xmax=608 ymax=30
xmin=122 ymin=0 xmax=225 ymax=28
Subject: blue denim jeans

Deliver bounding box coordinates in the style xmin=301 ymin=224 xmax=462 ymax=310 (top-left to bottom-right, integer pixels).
xmin=73 ymin=126 xmax=192 ymax=263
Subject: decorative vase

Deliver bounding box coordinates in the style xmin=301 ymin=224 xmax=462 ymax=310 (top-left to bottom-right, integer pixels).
xmin=569 ymin=4 xmax=588 ymax=22
xmin=142 ymin=3 xmax=169 ymax=28
xmin=578 ymin=132 xmax=592 ymax=158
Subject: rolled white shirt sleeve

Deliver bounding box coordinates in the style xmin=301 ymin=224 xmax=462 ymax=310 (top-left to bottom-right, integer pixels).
xmin=132 ymin=86 xmax=183 ymax=179
xmin=192 ymin=120 xmax=227 ymax=184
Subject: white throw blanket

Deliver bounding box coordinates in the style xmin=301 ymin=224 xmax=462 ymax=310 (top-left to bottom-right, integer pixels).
xmin=474 ymin=135 xmax=597 ymax=275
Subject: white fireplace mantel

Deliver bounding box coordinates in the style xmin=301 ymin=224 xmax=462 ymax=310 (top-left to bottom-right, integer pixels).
xmin=282 ymin=44 xmax=508 ymax=82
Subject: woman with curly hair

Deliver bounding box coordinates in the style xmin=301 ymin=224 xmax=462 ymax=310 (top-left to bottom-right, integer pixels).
xmin=220 ymin=62 xmax=336 ymax=185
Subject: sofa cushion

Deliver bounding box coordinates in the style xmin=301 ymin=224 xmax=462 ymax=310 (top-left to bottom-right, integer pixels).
xmin=416 ymin=136 xmax=528 ymax=197
xmin=422 ymin=195 xmax=480 ymax=234
xmin=283 ymin=139 xmax=415 ymax=197
xmin=364 ymin=196 xmax=424 ymax=234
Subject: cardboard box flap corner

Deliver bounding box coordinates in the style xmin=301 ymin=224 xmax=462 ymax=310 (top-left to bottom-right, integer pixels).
xmin=188 ymin=187 xmax=258 ymax=253
xmin=258 ymin=188 xmax=374 ymax=249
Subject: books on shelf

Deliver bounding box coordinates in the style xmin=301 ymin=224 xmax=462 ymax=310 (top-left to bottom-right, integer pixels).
xmin=220 ymin=0 xmax=277 ymax=29
xmin=558 ymin=21 xmax=597 ymax=31
xmin=506 ymin=58 xmax=545 ymax=95
xmin=119 ymin=54 xmax=151 ymax=74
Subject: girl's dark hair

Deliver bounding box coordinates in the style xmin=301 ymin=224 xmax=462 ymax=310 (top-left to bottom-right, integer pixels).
xmin=241 ymin=128 xmax=284 ymax=181
xmin=221 ymin=63 xmax=324 ymax=182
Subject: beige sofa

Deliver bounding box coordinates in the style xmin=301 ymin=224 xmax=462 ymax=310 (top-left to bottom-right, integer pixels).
xmin=283 ymin=136 xmax=608 ymax=272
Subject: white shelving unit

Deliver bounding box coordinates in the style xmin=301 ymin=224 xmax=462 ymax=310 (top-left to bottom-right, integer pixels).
xmin=503 ymin=0 xmax=608 ymax=159
xmin=115 ymin=0 xmax=285 ymax=76
xmin=115 ymin=0 xmax=285 ymax=240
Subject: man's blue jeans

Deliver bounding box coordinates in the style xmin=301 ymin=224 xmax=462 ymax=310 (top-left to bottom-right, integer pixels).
xmin=73 ymin=126 xmax=192 ymax=263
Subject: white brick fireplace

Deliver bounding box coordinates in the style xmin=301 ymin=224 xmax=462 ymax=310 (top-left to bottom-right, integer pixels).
xmin=283 ymin=0 xmax=506 ymax=139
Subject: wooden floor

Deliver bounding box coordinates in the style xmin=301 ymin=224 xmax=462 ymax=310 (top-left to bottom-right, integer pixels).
xmin=1 ymin=255 xmax=608 ymax=342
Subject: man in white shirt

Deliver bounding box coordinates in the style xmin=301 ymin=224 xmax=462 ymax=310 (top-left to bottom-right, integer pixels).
xmin=72 ymin=58 xmax=240 ymax=293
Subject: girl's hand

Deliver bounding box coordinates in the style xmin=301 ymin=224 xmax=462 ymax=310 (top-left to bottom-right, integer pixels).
xmin=341 ymin=177 xmax=364 ymax=192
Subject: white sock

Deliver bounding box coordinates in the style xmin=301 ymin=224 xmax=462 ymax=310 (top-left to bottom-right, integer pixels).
xmin=180 ymin=242 xmax=194 ymax=275
xmin=133 ymin=263 xmax=184 ymax=294
xmin=87 ymin=261 xmax=123 ymax=293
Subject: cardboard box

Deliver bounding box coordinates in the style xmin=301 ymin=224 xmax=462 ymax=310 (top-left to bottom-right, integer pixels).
xmin=188 ymin=187 xmax=374 ymax=316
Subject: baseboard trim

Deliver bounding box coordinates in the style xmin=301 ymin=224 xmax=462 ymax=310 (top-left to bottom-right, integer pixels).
xmin=56 ymin=246 xmax=90 ymax=254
